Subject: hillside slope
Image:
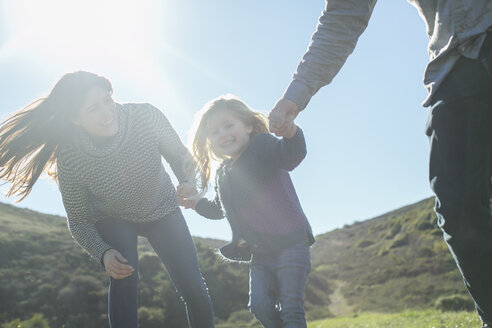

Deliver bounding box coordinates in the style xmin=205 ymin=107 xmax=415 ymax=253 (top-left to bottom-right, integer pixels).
xmin=0 ymin=197 xmax=472 ymax=326
xmin=310 ymin=197 xmax=469 ymax=315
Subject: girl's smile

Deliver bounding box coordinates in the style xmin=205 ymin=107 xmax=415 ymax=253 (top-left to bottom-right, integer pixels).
xmin=206 ymin=112 xmax=253 ymax=160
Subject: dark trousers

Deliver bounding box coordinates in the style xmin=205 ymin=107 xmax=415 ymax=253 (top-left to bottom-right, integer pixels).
xmin=95 ymin=209 xmax=214 ymax=328
xmin=426 ymin=33 xmax=492 ymax=324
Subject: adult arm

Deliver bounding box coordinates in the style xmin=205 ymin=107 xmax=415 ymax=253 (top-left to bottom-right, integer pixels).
xmin=270 ymin=0 xmax=377 ymax=133
xmin=146 ymin=104 xmax=194 ymax=183
xmin=57 ymin=159 xmax=113 ymax=264
xmin=57 ymin=160 xmax=134 ymax=278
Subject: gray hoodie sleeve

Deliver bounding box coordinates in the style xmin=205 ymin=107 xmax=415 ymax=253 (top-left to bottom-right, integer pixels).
xmin=284 ymin=0 xmax=377 ymax=110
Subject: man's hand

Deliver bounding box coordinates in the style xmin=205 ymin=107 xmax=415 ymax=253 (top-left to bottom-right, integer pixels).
xmin=176 ymin=182 xmax=200 ymax=209
xmin=102 ymin=249 xmax=134 ymax=279
xmin=268 ymin=98 xmax=300 ymax=137
xmin=279 ymin=122 xmax=298 ymax=139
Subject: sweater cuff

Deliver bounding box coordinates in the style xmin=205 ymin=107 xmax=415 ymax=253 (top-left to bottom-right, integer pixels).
xmin=95 ymin=245 xmax=114 ymax=268
xmin=98 ymin=247 xmax=114 ymax=268
xmin=283 ymin=79 xmax=314 ymax=111
xmin=285 ymin=126 xmax=304 ymax=140
xmin=194 ymin=198 xmax=208 ymax=215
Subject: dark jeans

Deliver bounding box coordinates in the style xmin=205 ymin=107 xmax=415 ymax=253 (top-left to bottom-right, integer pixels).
xmin=426 ymin=33 xmax=492 ymax=324
xmin=95 ymin=209 xmax=214 ymax=328
xmin=248 ymin=243 xmax=311 ymax=328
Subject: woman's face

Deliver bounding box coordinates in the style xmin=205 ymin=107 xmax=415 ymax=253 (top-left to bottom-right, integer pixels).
xmin=74 ymin=86 xmax=118 ymax=137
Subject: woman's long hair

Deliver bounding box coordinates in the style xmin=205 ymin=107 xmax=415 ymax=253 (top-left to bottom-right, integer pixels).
xmin=0 ymin=71 xmax=112 ymax=201
xmin=191 ymin=94 xmax=269 ymax=193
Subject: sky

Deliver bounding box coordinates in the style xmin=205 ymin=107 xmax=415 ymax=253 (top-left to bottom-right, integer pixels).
xmin=0 ymin=0 xmax=433 ymax=241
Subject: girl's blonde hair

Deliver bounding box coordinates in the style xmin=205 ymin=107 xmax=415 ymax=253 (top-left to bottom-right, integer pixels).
xmin=191 ymin=94 xmax=269 ymax=192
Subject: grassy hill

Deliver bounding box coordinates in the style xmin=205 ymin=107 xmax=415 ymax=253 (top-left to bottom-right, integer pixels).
xmin=309 ymin=197 xmax=470 ymax=317
xmin=0 ymin=197 xmax=475 ymax=327
xmin=0 ymin=202 xmax=252 ymax=327
xmin=307 ymin=310 xmax=481 ymax=328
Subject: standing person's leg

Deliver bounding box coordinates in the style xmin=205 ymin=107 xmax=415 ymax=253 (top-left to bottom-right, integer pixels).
xmin=426 ymin=35 xmax=492 ymax=325
xmin=275 ymin=243 xmax=311 ymax=328
xmin=249 ymin=255 xmax=282 ymax=328
xmin=96 ymin=218 xmax=139 ymax=328
xmin=143 ymin=209 xmax=214 ymax=328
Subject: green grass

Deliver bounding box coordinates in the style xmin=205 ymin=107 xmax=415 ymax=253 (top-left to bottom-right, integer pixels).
xmin=308 ymin=310 xmax=481 ymax=328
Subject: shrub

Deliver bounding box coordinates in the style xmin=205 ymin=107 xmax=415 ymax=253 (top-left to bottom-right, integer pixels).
xmin=435 ymin=294 xmax=475 ymax=312
xmin=418 ymin=246 xmax=434 ymax=257
xmin=138 ymin=307 xmax=165 ymax=328
xmin=415 ymin=221 xmax=434 ymax=231
xmin=226 ymin=309 xmax=256 ymax=323
xmin=355 ymin=240 xmax=375 ymax=248
xmin=218 ymin=309 xmax=260 ymax=327
xmin=1 ymin=314 xmax=49 ymax=328
xmin=389 ymin=233 xmax=408 ymax=249
xmin=306 ymin=306 xmax=333 ymax=321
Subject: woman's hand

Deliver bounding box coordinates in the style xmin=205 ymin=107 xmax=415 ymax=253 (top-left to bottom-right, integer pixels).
xmin=176 ymin=182 xmax=200 ymax=209
xmin=102 ymin=249 xmax=134 ymax=279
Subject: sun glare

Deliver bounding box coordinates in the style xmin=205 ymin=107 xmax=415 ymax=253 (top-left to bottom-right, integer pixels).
xmin=6 ymin=1 xmax=155 ymax=62
xmin=1 ymin=0 xmax=181 ymax=105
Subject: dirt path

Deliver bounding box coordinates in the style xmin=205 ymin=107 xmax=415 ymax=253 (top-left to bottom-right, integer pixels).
xmin=328 ymin=280 xmax=353 ymax=316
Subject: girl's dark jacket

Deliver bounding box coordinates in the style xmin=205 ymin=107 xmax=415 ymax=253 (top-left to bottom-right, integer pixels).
xmin=195 ymin=128 xmax=315 ymax=262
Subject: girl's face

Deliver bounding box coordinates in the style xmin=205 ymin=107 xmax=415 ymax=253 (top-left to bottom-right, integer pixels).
xmin=73 ymin=86 xmax=118 ymax=137
xmin=206 ymin=111 xmax=253 ymax=160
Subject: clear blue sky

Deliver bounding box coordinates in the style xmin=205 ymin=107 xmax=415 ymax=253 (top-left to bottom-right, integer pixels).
xmin=0 ymin=0 xmax=432 ymax=241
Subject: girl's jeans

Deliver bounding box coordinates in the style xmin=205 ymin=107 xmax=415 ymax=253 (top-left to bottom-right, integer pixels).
xmin=248 ymin=242 xmax=311 ymax=328
xmin=426 ymin=32 xmax=492 ymax=325
xmin=95 ymin=208 xmax=214 ymax=328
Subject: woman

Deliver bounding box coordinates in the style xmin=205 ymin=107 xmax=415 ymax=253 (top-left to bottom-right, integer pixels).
xmin=0 ymin=71 xmax=214 ymax=328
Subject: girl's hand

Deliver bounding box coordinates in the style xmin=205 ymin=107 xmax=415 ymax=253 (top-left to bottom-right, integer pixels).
xmin=277 ymin=122 xmax=298 ymax=139
xmin=102 ymin=249 xmax=134 ymax=279
xmin=176 ymin=182 xmax=200 ymax=209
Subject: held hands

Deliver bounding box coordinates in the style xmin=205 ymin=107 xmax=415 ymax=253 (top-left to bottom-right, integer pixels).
xmin=102 ymin=249 xmax=134 ymax=279
xmin=176 ymin=182 xmax=200 ymax=209
xmin=280 ymin=121 xmax=298 ymax=139
xmin=269 ymin=98 xmax=300 ymax=138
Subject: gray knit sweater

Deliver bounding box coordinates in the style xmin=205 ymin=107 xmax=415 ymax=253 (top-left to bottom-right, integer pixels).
xmin=56 ymin=103 xmax=189 ymax=263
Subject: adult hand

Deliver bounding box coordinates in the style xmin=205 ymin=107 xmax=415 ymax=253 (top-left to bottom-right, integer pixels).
xmin=102 ymin=249 xmax=134 ymax=279
xmin=279 ymin=122 xmax=298 ymax=139
xmin=268 ymin=98 xmax=300 ymax=137
xmin=176 ymin=182 xmax=200 ymax=209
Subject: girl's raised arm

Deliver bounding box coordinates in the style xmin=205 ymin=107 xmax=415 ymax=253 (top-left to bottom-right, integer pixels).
xmin=254 ymin=127 xmax=307 ymax=171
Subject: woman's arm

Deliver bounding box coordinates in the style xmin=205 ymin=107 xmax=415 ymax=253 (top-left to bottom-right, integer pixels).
xmin=58 ymin=161 xmax=134 ymax=278
xmin=145 ymin=104 xmax=193 ymax=183
xmin=57 ymin=160 xmax=113 ymax=264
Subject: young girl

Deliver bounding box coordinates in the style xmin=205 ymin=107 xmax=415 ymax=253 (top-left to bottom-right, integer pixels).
xmin=0 ymin=71 xmax=214 ymax=328
xmin=177 ymin=95 xmax=315 ymax=328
